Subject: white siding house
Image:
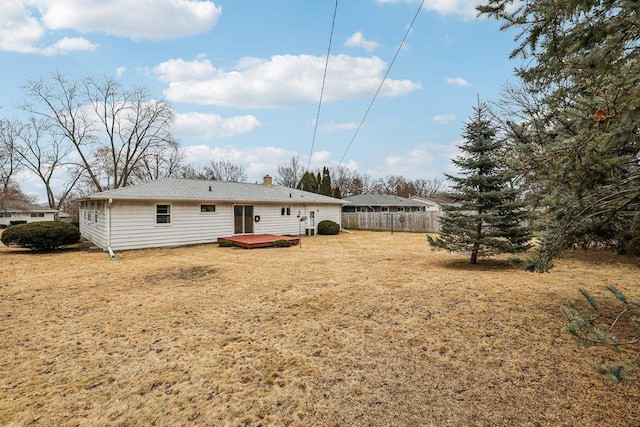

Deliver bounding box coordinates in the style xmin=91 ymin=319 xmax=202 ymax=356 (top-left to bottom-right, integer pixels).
xmin=0 ymin=203 xmax=58 ymax=227
xmin=77 ymin=176 xmax=346 ymax=251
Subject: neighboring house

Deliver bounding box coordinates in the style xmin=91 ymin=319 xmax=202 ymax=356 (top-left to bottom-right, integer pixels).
xmin=0 ymin=202 xmax=58 ymax=228
xmin=342 ymin=194 xmax=427 ymax=213
xmin=77 ymin=176 xmax=346 ymax=251
xmin=409 ymin=195 xmax=457 ymax=212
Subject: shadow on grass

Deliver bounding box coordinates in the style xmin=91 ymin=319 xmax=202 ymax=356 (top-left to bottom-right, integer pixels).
xmin=0 ymin=245 xmax=85 ymax=256
xmin=557 ymin=248 xmax=640 ymax=267
xmin=438 ymin=258 xmax=520 ymax=272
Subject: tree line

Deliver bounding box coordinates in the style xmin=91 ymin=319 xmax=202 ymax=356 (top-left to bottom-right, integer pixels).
xmin=0 ymin=73 xmax=444 ymax=218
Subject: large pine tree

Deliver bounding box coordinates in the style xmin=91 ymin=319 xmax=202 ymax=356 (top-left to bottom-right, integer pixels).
xmin=428 ymin=102 xmax=532 ymax=264
xmin=479 ymin=0 xmax=640 ymax=271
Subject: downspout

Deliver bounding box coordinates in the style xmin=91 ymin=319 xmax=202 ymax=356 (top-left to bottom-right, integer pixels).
xmin=106 ymin=198 xmax=118 ymax=260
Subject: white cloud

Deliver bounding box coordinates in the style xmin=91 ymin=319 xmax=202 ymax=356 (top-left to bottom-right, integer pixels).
xmin=345 ymin=31 xmax=380 ymax=52
xmin=41 ymin=0 xmax=221 ymax=41
xmin=41 ymin=37 xmax=97 ymax=55
xmin=319 ymin=121 xmax=360 ymax=132
xmin=445 ymin=76 xmax=471 ymax=87
xmin=375 ymin=0 xmax=483 ymax=20
xmin=156 ymin=54 xmax=421 ymax=108
xmin=0 ymin=0 xmax=221 ymax=55
xmin=182 ymin=144 xmax=296 ymax=181
xmin=116 ymin=66 xmax=127 ymax=77
xmin=433 ymin=114 xmax=455 ymax=125
xmin=368 ymin=143 xmax=437 ymax=178
xmin=0 ymin=1 xmax=44 ymax=53
xmin=174 ymin=112 xmax=261 ymax=139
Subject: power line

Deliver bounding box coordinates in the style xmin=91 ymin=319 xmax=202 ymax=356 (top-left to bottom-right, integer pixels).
xmin=337 ymin=0 xmax=424 ymax=168
xmin=307 ymin=0 xmax=339 ymax=172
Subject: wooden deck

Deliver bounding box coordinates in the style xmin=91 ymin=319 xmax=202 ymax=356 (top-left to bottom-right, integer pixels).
xmin=218 ymin=234 xmax=300 ymax=249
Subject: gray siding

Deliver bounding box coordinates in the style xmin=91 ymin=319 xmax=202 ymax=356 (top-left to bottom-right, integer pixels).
xmin=79 ymin=201 xmax=107 ymax=248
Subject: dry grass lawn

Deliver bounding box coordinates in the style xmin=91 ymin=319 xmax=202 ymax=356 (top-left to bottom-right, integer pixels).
xmin=1 ymin=231 xmax=639 ymax=426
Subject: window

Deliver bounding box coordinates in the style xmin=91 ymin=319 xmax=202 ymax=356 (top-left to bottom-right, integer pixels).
xmin=381 ymin=207 xmax=389 ymax=212
xmin=397 ymin=207 xmax=405 ymax=212
xmin=30 ymin=213 xmax=45 ymax=218
xmin=87 ymin=212 xmax=92 ymax=222
xmin=156 ymin=204 xmax=171 ymax=224
xmin=200 ymin=204 xmax=216 ymax=213
xmin=94 ymin=211 xmax=98 ymax=223
xmin=281 ymin=206 xmax=291 ymax=216
xmin=0 ymin=212 xmax=9 ymax=218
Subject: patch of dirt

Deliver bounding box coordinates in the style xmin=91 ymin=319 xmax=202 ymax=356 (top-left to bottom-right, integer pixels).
xmin=1 ymin=231 xmax=639 ymax=426
xmin=144 ymin=266 xmax=218 ymax=283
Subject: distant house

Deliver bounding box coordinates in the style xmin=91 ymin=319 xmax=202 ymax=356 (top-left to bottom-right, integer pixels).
xmin=342 ymin=194 xmax=427 ymax=213
xmin=409 ymin=195 xmax=457 ymax=212
xmin=77 ymin=176 xmax=346 ymax=251
xmin=0 ymin=202 xmax=58 ymax=228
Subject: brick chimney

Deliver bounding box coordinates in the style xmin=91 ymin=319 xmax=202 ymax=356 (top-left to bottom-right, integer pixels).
xmin=263 ymin=175 xmax=273 ymax=187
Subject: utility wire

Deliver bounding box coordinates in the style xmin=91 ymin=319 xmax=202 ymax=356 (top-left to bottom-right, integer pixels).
xmin=307 ymin=0 xmax=339 ymax=172
xmin=337 ymin=0 xmax=424 ymax=168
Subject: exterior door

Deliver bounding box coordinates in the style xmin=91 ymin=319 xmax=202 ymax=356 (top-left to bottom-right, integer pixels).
xmin=234 ymin=205 xmax=254 ymax=234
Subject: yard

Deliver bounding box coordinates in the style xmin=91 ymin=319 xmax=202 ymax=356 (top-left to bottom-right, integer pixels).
xmin=1 ymin=231 xmax=639 ymax=426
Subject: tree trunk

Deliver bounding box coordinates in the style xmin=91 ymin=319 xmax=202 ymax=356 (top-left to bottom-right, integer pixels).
xmin=471 ymin=218 xmax=482 ymax=264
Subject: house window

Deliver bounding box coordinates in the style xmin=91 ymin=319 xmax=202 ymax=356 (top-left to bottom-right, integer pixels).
xmin=397 ymin=207 xmax=405 ymax=212
xmin=94 ymin=211 xmax=98 ymax=223
xmin=87 ymin=212 xmax=92 ymax=222
xmin=0 ymin=212 xmax=9 ymax=218
xmin=281 ymin=206 xmax=291 ymax=216
xmin=156 ymin=204 xmax=171 ymax=224
xmin=30 ymin=213 xmax=45 ymax=218
xmin=200 ymin=204 xmax=216 ymax=213
xmin=381 ymin=207 xmax=389 ymax=212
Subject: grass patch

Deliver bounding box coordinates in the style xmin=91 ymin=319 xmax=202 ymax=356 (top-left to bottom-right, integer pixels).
xmin=1 ymin=231 xmax=639 ymax=426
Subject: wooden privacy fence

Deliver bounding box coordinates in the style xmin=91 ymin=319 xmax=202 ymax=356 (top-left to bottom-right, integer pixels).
xmin=342 ymin=211 xmax=442 ymax=233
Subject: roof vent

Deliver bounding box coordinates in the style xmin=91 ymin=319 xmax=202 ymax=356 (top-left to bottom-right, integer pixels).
xmin=209 ymin=186 xmax=212 ymax=191
xmin=263 ymin=175 xmax=273 ymax=187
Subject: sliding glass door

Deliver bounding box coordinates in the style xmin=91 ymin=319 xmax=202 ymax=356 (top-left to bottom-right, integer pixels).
xmin=234 ymin=205 xmax=254 ymax=234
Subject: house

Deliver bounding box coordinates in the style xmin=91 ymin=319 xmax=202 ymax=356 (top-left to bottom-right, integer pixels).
xmin=341 ymin=194 xmax=427 ymax=213
xmin=409 ymin=195 xmax=457 ymax=212
xmin=0 ymin=202 xmax=58 ymax=228
xmin=76 ymin=176 xmax=346 ymax=251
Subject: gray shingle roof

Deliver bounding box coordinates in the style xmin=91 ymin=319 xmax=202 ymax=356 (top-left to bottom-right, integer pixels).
xmin=81 ymin=178 xmax=346 ymax=205
xmin=343 ymin=194 xmax=427 ymax=207
xmin=1 ymin=202 xmax=57 ymax=213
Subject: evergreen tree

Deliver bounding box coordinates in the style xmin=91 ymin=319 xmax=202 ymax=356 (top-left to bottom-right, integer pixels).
xmin=332 ymin=185 xmax=342 ymax=199
xmin=479 ymin=0 xmax=640 ymax=271
xmin=320 ymin=166 xmax=332 ymax=196
xmin=297 ymin=171 xmax=318 ymax=193
xmin=428 ymin=102 xmax=533 ymax=264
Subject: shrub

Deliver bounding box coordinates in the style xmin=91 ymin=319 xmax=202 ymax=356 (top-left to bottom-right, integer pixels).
xmin=0 ymin=221 xmax=80 ymax=251
xmin=317 ymin=220 xmax=340 ymax=235
xmin=218 ymin=239 xmax=234 ymax=247
xmin=273 ymin=239 xmax=294 ymax=248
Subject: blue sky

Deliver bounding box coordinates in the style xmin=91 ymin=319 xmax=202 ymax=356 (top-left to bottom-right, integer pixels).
xmin=0 ymin=0 xmax=521 ymax=201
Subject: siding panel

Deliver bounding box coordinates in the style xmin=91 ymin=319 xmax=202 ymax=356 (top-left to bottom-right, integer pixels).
xmin=82 ymin=199 xmax=344 ymax=251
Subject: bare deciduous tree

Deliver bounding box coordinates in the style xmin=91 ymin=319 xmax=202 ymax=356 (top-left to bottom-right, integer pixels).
xmin=0 ymin=119 xmax=23 ymax=191
xmin=413 ymin=178 xmax=446 ymax=197
xmin=21 ymin=73 xmax=178 ymax=193
xmin=131 ymin=144 xmax=185 ymax=182
xmin=276 ymin=154 xmax=304 ymax=188
xmin=13 ymin=117 xmax=81 ymax=209
xmin=201 ymin=160 xmax=247 ymax=182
